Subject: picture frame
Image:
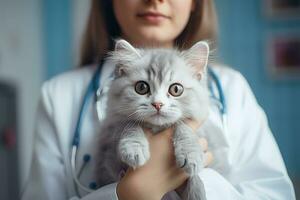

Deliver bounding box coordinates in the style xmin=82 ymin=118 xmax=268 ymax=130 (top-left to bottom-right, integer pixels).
xmin=266 ymin=32 xmax=300 ymax=79
xmin=264 ymin=0 xmax=300 ymax=18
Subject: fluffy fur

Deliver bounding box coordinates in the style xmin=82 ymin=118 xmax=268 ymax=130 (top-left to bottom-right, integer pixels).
xmin=95 ymin=39 xmax=213 ymax=200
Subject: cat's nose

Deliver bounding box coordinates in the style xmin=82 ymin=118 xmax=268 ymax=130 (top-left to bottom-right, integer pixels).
xmin=151 ymin=102 xmax=164 ymax=111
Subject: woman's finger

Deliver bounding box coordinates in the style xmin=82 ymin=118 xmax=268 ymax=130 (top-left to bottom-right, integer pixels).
xmin=143 ymin=127 xmax=174 ymax=139
xmin=204 ymin=151 xmax=214 ymax=167
xmin=184 ymin=118 xmax=202 ymax=132
xmin=198 ymin=138 xmax=208 ymax=152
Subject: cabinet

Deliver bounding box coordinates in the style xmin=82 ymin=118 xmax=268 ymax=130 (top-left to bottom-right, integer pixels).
xmin=0 ymin=82 xmax=19 ymax=200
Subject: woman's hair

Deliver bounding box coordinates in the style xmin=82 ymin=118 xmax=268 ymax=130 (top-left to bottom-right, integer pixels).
xmin=80 ymin=0 xmax=218 ymax=67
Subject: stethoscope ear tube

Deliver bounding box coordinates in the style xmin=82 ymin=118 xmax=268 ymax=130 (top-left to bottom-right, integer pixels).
xmin=71 ymin=62 xmax=104 ymax=195
xmin=208 ymin=67 xmax=228 ymax=135
xmin=72 ymin=65 xmax=103 ymax=147
xmin=71 ymin=146 xmax=94 ymax=193
xmin=208 ymin=67 xmax=227 ymax=115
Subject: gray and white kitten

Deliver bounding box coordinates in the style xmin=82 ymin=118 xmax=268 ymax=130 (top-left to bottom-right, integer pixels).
xmin=95 ymin=39 xmax=211 ymax=200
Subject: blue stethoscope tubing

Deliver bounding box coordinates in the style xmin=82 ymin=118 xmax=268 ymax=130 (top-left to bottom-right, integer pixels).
xmin=208 ymin=67 xmax=228 ymax=137
xmin=71 ymin=61 xmax=227 ymax=194
xmin=71 ymin=60 xmax=104 ymax=194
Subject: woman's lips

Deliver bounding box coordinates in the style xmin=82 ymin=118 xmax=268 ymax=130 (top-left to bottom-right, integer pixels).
xmin=137 ymin=12 xmax=170 ymax=24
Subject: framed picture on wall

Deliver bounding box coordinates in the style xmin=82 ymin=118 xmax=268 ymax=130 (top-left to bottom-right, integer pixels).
xmin=265 ymin=0 xmax=300 ymax=18
xmin=266 ymin=33 xmax=300 ymax=78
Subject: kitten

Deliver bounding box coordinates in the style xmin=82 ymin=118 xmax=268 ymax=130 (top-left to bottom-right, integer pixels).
xmin=95 ymin=39 xmax=211 ymax=200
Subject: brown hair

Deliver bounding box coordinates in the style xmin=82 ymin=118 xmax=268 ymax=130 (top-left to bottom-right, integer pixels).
xmin=80 ymin=0 xmax=218 ymax=67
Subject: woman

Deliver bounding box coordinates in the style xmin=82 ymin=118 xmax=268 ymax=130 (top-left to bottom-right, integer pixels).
xmin=22 ymin=0 xmax=295 ymax=199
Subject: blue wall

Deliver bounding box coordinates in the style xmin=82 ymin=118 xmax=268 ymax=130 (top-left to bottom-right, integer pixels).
xmin=215 ymin=0 xmax=300 ymax=177
xmin=43 ymin=0 xmax=72 ymax=78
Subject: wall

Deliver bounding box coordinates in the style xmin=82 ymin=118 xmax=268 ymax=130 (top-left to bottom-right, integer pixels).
xmin=215 ymin=0 xmax=300 ymax=190
xmin=43 ymin=0 xmax=72 ymax=78
xmin=72 ymin=0 xmax=91 ymax=66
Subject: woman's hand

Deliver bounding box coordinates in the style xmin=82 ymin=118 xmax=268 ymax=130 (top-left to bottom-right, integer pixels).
xmin=117 ymin=127 xmax=185 ymax=200
xmin=116 ymin=120 xmax=213 ymax=200
xmin=175 ymin=119 xmax=214 ymax=194
xmin=185 ymin=119 xmax=214 ymax=167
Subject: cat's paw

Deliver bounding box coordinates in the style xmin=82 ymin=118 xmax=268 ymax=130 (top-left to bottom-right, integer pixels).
xmin=177 ymin=152 xmax=203 ymax=176
xmin=173 ymin=135 xmax=204 ymax=175
xmin=119 ymin=139 xmax=150 ymax=168
xmin=175 ymin=150 xmax=203 ymax=175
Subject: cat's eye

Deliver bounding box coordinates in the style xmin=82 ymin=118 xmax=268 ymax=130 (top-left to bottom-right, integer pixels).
xmin=135 ymin=81 xmax=150 ymax=95
xmin=169 ymin=83 xmax=184 ymax=97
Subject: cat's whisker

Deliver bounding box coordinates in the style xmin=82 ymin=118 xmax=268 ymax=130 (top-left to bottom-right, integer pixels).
xmin=122 ymin=111 xmax=147 ymax=133
xmin=118 ymin=110 xmax=145 ymax=134
xmin=113 ymin=107 xmax=134 ymax=114
xmin=119 ymin=118 xmax=137 ymax=133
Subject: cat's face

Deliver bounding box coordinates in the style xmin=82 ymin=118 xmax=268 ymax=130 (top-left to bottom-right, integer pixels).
xmin=107 ymin=40 xmax=210 ymax=126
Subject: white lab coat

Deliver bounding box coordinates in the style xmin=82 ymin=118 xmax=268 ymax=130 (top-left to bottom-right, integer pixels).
xmin=21 ymin=60 xmax=296 ymax=200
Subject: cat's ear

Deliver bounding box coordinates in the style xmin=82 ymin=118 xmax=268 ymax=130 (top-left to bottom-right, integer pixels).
xmin=114 ymin=39 xmax=141 ymax=58
xmin=114 ymin=64 xmax=126 ymax=77
xmin=112 ymin=39 xmax=141 ymax=77
xmin=182 ymin=41 xmax=209 ymax=80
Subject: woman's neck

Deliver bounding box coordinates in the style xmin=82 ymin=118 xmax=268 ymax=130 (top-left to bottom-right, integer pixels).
xmin=121 ymin=35 xmax=173 ymax=49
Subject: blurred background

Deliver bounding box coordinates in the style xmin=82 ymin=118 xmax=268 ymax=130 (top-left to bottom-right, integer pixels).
xmin=0 ymin=0 xmax=299 ymax=199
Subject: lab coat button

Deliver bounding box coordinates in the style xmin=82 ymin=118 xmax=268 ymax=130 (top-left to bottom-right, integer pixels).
xmin=89 ymin=182 xmax=97 ymax=189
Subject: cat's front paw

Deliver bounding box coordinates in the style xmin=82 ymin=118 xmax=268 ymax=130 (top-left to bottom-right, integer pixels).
xmin=175 ymin=148 xmax=203 ymax=175
xmin=173 ymin=131 xmax=204 ymax=175
xmin=119 ymin=139 xmax=150 ymax=169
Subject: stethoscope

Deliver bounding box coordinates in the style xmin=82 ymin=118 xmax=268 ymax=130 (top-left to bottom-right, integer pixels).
xmin=70 ymin=59 xmax=227 ymax=196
